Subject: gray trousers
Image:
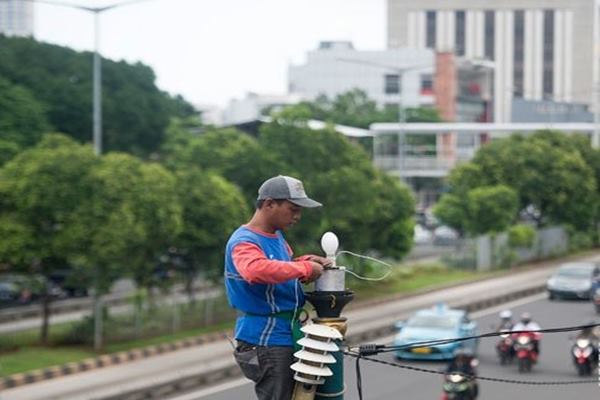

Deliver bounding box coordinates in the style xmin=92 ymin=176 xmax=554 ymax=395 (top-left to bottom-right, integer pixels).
xmin=234 ymin=341 xmax=295 ymax=400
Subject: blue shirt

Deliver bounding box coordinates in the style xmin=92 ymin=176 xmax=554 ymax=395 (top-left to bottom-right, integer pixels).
xmin=224 ymin=226 xmax=305 ymax=346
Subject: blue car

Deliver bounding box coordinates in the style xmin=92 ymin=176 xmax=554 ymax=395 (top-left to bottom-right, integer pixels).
xmin=393 ymin=304 xmax=478 ymax=360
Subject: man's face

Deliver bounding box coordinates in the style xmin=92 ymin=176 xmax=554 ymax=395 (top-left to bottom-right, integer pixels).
xmin=265 ymin=199 xmax=303 ymax=230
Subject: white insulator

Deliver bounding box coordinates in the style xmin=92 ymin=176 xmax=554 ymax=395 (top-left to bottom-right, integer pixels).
xmin=294 ymin=349 xmax=336 ymax=364
xmin=297 ymin=337 xmax=339 ymax=352
xmin=300 ymin=323 xmax=343 ymax=340
xmin=292 ymin=323 xmax=342 ymax=386
xmin=290 ymin=362 xmax=333 ymax=377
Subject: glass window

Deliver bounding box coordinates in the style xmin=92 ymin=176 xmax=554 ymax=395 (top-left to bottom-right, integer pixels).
xmin=455 ymin=11 xmax=466 ymax=56
xmin=385 ymin=74 xmax=400 ymax=94
xmin=513 ymin=10 xmax=525 ymax=98
xmin=426 ymin=11 xmax=437 ymax=48
xmin=543 ymin=9 xmax=554 ymax=96
xmin=484 ymin=10 xmax=495 ymax=60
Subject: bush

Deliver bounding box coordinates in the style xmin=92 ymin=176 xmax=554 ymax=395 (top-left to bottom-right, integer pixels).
xmin=508 ymin=224 xmax=536 ymax=248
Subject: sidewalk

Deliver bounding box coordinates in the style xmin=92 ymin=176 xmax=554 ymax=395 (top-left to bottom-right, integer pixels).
xmin=2 ymin=251 xmax=599 ymax=400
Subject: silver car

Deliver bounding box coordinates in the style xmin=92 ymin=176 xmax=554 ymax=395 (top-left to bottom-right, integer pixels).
xmin=546 ymin=262 xmax=600 ymax=300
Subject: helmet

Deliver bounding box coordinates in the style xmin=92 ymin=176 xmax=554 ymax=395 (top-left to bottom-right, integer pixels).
xmin=499 ymin=310 xmax=512 ymax=320
xmin=520 ymin=312 xmax=532 ymax=324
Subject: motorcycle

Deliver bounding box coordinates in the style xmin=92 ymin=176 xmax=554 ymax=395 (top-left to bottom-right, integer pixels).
xmin=572 ymin=338 xmax=596 ymax=376
xmin=513 ymin=333 xmax=538 ymax=373
xmin=441 ymin=372 xmax=476 ymax=400
xmin=496 ymin=332 xmax=514 ymax=365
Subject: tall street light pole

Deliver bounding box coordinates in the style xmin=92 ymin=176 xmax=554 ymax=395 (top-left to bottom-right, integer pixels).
xmin=11 ymin=0 xmax=158 ymax=350
xmin=12 ymin=0 xmax=157 ymax=156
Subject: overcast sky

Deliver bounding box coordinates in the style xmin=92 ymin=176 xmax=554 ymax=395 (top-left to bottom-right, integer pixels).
xmin=33 ymin=0 xmax=386 ymax=107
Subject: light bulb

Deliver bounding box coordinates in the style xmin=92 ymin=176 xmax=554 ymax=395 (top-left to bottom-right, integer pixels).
xmin=321 ymin=232 xmax=339 ymax=258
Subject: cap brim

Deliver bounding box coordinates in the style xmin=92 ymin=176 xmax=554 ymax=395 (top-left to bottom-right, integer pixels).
xmin=288 ymin=197 xmax=322 ymax=208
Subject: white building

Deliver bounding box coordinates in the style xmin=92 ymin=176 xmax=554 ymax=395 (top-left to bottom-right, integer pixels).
xmin=0 ymin=0 xmax=33 ymax=37
xmin=222 ymin=92 xmax=303 ymax=125
xmin=387 ymin=0 xmax=599 ymax=122
xmin=288 ymin=41 xmax=436 ymax=111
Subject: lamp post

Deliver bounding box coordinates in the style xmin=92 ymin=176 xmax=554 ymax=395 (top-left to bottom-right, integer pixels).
xmin=11 ymin=0 xmax=158 ymax=350
xmin=12 ymin=0 xmax=157 ymax=156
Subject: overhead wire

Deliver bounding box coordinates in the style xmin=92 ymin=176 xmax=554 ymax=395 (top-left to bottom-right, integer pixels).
xmin=344 ymin=321 xmax=600 ymax=397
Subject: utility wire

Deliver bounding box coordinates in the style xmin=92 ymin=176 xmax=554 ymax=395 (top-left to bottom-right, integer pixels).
xmin=349 ymin=322 xmax=600 ymax=354
xmin=344 ymin=350 xmax=598 ymax=386
xmin=345 ymin=321 xmax=600 ymax=398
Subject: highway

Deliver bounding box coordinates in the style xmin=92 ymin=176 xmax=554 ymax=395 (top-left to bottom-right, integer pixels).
xmin=175 ymin=294 xmax=600 ymax=400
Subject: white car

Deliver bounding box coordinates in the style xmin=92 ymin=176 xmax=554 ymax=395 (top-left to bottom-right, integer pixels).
xmin=433 ymin=225 xmax=459 ymax=245
xmin=413 ymin=224 xmax=432 ymax=244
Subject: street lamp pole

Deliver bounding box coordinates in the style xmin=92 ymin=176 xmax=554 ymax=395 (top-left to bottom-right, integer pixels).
xmin=13 ymin=0 xmax=158 ymax=350
xmin=93 ymin=10 xmax=102 ymax=156
xmin=13 ymin=0 xmax=157 ymax=155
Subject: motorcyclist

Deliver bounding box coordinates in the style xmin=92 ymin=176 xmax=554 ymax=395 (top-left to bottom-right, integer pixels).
xmin=574 ymin=320 xmax=599 ymax=361
xmin=446 ymin=348 xmax=478 ymax=398
xmin=512 ymin=312 xmax=541 ymax=355
xmin=495 ymin=310 xmax=514 ymax=332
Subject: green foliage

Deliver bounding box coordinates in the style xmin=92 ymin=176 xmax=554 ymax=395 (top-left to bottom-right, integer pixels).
xmin=433 ymin=194 xmax=468 ymax=235
xmin=466 ymin=185 xmax=518 ymax=235
xmin=447 ymin=132 xmax=598 ymax=231
xmin=0 ymin=35 xmax=196 ymax=156
xmin=161 ymin=126 xmax=285 ymax=202
xmin=0 ymin=77 xmax=50 ymax=151
xmin=508 ymin=224 xmax=537 ymax=248
xmin=174 ymin=169 xmax=250 ymax=282
xmin=259 ymin=120 xmax=415 ymax=257
xmin=280 ymin=89 xmax=442 ymax=129
xmin=72 ymin=153 xmax=183 ymax=290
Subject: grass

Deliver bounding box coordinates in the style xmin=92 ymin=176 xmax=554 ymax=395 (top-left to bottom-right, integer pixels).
xmin=0 ymin=263 xmax=491 ymax=377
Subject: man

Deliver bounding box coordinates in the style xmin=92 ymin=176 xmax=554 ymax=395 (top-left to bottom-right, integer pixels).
xmin=445 ymin=348 xmax=479 ymax=398
xmin=512 ymin=312 xmax=542 ymax=355
xmin=224 ymin=175 xmax=331 ymax=400
xmin=495 ymin=310 xmax=514 ymax=332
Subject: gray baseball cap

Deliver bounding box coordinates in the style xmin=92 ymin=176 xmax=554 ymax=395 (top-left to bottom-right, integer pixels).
xmin=257 ymin=175 xmax=322 ymax=208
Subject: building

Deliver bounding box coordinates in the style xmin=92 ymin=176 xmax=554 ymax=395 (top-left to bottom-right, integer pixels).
xmin=288 ymin=41 xmax=436 ymax=112
xmin=388 ymin=0 xmax=599 ymax=122
xmin=372 ymin=122 xmax=597 ymax=207
xmin=0 ymin=0 xmax=33 ymax=37
xmin=221 ymin=92 xmax=303 ymax=125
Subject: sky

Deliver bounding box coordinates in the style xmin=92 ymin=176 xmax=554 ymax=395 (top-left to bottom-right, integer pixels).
xmin=33 ymin=0 xmax=387 ymax=107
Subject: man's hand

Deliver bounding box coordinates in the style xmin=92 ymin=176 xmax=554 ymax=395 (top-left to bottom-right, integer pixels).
xmin=304 ymin=261 xmax=324 ymax=283
xmin=306 ymin=255 xmax=333 ymax=268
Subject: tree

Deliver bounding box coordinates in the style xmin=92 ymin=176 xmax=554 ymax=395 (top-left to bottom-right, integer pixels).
xmin=433 ymin=194 xmax=469 ymax=236
xmin=466 ymin=185 xmax=519 ymax=235
xmin=0 ymin=35 xmax=197 ymax=156
xmin=173 ymin=169 xmax=249 ymax=293
xmin=0 ymin=77 xmax=51 ymax=164
xmin=0 ymin=134 xmax=97 ymax=343
xmin=448 ymin=133 xmax=597 ymax=230
xmin=161 ymin=126 xmax=285 ymax=203
xmin=259 ymin=119 xmax=415 ymax=258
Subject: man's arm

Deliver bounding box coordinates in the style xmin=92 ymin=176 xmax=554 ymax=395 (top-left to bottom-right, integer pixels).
xmin=233 ymin=242 xmax=314 ymax=284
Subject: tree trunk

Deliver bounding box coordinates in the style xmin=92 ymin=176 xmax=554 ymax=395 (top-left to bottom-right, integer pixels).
xmin=40 ymin=292 xmax=51 ymax=345
xmin=93 ymin=268 xmax=103 ymax=352
xmin=185 ymin=274 xmax=195 ymax=305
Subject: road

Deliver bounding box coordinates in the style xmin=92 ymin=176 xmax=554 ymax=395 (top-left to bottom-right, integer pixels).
xmin=176 ymin=294 xmax=600 ymax=400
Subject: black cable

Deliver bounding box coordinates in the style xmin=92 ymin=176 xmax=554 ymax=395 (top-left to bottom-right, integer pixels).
xmin=356 ymin=353 xmax=363 ymax=400
xmin=352 ymin=322 xmax=600 ymax=354
xmin=345 ymin=350 xmax=598 ymax=386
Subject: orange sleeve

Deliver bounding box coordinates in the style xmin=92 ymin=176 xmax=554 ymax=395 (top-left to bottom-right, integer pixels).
xmin=232 ymin=242 xmax=312 ymax=284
